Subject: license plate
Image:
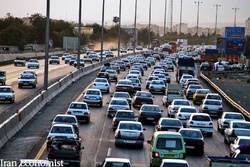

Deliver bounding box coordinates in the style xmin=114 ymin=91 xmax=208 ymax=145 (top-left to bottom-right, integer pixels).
xmin=23 ymin=83 xmax=29 ymax=85
xmin=165 ymin=154 xmax=174 ymax=158
xmin=210 ymin=111 xmax=217 ymax=113
xmin=74 ymin=111 xmax=82 ymax=114
xmin=122 ymin=87 xmax=127 ymax=89
xmin=197 ymin=124 xmax=205 ymax=126
xmin=0 ymin=97 xmax=5 ymax=100
xmin=124 ymin=140 xmax=136 ymax=144
xmin=147 ymin=118 xmax=154 ymax=120
xmin=186 ymin=146 xmax=195 ymax=149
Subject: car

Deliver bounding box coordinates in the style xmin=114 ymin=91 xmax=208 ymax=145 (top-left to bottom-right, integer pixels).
xmin=116 ymin=61 xmax=126 ymax=71
xmin=92 ymin=78 xmax=110 ymax=93
xmin=64 ymin=55 xmax=71 ymax=64
xmin=115 ymin=79 xmax=134 ymax=95
xmin=73 ymin=59 xmax=85 ymax=67
xmin=83 ymin=88 xmax=103 ymax=107
xmin=231 ymin=149 xmax=250 ymax=159
xmin=224 ymin=121 xmax=250 ymax=144
xmin=14 ymin=56 xmax=26 ymax=66
xmin=154 ymin=74 xmax=168 ymax=84
xmin=83 ymin=57 xmax=93 ymax=64
xmin=128 ymin=78 xmax=141 ymax=91
xmin=115 ymin=121 xmax=145 ymax=148
xmin=217 ymin=112 xmax=245 ymax=134
xmin=179 ymin=128 xmax=204 ymax=155
xmin=183 ymin=78 xmax=200 ymax=88
xmin=193 ymin=89 xmax=211 ymax=105
xmin=111 ymin=92 xmax=132 ymax=108
xmin=186 ymin=113 xmax=213 ymax=137
xmin=112 ymin=110 xmax=136 ymax=131
xmin=200 ymin=62 xmax=212 ymax=71
xmin=18 ymin=160 xmax=52 ymax=167
xmin=149 ymin=80 xmax=166 ymax=95
xmin=0 ymin=70 xmax=6 ymax=85
xmin=89 ymin=53 xmax=100 ymax=62
xmin=185 ymin=84 xmax=203 ymax=100
xmin=175 ymin=106 xmax=198 ymax=127
xmin=159 ymin=159 xmax=189 ymax=167
xmin=0 ymin=86 xmax=15 ymax=103
xmin=125 ymin=74 xmax=140 ymax=82
xmin=183 ymin=81 xmax=200 ymax=94
xmin=166 ymin=62 xmax=175 ymax=71
xmin=120 ymin=48 xmax=127 ymax=53
xmin=129 ymin=70 xmax=142 ymax=80
xmin=46 ymin=124 xmax=78 ymax=150
xmin=216 ymin=64 xmax=225 ymax=71
xmin=139 ymin=61 xmax=148 ymax=70
xmin=110 ymin=63 xmax=120 ymax=74
xmin=105 ymin=69 xmax=118 ymax=82
xmin=204 ymin=93 xmax=223 ymax=104
xmin=132 ymin=91 xmax=154 ymax=109
xmin=155 ymin=118 xmax=183 ymax=132
xmin=96 ymin=72 xmax=110 ymax=81
xmin=146 ymin=76 xmax=160 ymax=89
xmin=96 ymin=158 xmax=133 ymax=167
xmin=69 ymin=56 xmax=77 ymax=65
xmin=127 ymin=46 xmax=133 ymax=51
xmin=61 ymin=52 xmax=70 ymax=60
xmin=194 ymin=57 xmax=202 ymax=63
xmin=199 ymin=99 xmax=223 ymax=117
xmin=18 ymin=73 xmax=37 ymax=88
xmin=167 ymin=99 xmax=192 ymax=118
xmin=230 ymin=136 xmax=250 ymax=156
xmin=107 ymin=98 xmax=130 ymax=117
xmin=66 ymin=102 xmax=90 ymax=123
xmin=49 ymin=55 xmax=60 ymax=64
xmin=136 ymin=45 xmax=143 ymax=50
xmin=27 ymin=59 xmax=39 ymax=68
xmin=179 ymin=74 xmax=193 ymax=86
xmin=138 ymin=104 xmax=162 ymax=124
xmin=52 ymin=114 xmax=79 ymax=136
xmin=104 ymin=51 xmax=114 ymax=58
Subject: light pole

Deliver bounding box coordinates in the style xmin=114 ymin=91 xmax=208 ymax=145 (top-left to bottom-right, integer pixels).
xmin=195 ymin=1 xmax=203 ymax=36
xmin=148 ymin=0 xmax=152 ymax=49
xmin=213 ymin=4 xmax=221 ymax=36
xmin=163 ymin=0 xmax=167 ymax=36
xmin=117 ymin=0 xmax=122 ymax=58
xmin=44 ymin=0 xmax=50 ymax=90
xmin=232 ymin=7 xmax=239 ymax=27
xmin=179 ymin=0 xmax=183 ymax=35
xmin=100 ymin=0 xmax=105 ymax=63
xmin=133 ymin=0 xmax=137 ymax=55
xmin=77 ymin=0 xmax=82 ymax=70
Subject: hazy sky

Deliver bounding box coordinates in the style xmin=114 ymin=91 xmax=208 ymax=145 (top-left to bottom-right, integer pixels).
xmin=1 ymin=0 xmax=249 ymax=28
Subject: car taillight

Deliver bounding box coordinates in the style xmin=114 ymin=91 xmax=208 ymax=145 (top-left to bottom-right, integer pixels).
xmin=67 ymin=111 xmax=71 ymax=115
xmin=153 ymin=152 xmax=160 ymax=158
xmin=84 ymin=112 xmax=89 ymax=115
xmin=138 ymin=132 xmax=143 ymax=139
xmin=196 ymin=141 xmax=204 ymax=145
xmin=232 ymin=129 xmax=236 ymax=137
xmin=209 ymin=122 xmax=213 ymax=125
xmin=117 ymin=131 xmax=121 ymax=138
xmin=93 ymin=83 xmax=96 ymax=86
xmin=114 ymin=119 xmax=119 ymax=125
xmin=105 ymin=84 xmax=108 ymax=86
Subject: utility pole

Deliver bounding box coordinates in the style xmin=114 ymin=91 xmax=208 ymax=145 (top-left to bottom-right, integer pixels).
xmin=214 ymin=4 xmax=221 ymax=37
xmin=133 ymin=0 xmax=137 ymax=55
xmin=163 ymin=0 xmax=167 ymax=36
xmin=77 ymin=0 xmax=82 ymax=70
xmin=195 ymin=1 xmax=203 ymax=36
xmin=232 ymin=7 xmax=239 ymax=27
xmin=44 ymin=0 xmax=50 ymax=90
xmin=148 ymin=0 xmax=152 ymax=49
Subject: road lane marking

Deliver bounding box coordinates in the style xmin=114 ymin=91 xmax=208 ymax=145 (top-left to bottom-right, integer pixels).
xmin=107 ymin=148 xmax=112 ymax=157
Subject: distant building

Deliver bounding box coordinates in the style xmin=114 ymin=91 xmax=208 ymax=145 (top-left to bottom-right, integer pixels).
xmin=173 ymin=23 xmax=188 ymax=34
xmin=246 ymin=17 xmax=250 ymax=36
xmin=73 ymin=26 xmax=94 ymax=35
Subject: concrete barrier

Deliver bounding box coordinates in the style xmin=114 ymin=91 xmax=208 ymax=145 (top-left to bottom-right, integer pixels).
xmin=0 ymin=123 xmax=8 ymax=149
xmin=4 ymin=113 xmax=20 ymax=139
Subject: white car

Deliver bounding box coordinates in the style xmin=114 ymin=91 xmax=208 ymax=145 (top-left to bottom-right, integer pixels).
xmin=107 ymin=98 xmax=130 ymax=117
xmin=27 ymin=59 xmax=39 ymax=68
xmin=18 ymin=73 xmax=37 ymax=88
xmin=186 ymin=113 xmax=213 ymax=137
xmin=92 ymin=78 xmax=110 ymax=93
xmin=146 ymin=76 xmax=159 ymax=89
xmin=199 ymin=99 xmax=223 ymax=117
xmin=216 ymin=65 xmax=225 ymax=71
xmin=204 ymin=93 xmax=223 ymax=104
xmin=179 ymin=74 xmax=193 ymax=86
xmin=230 ymin=136 xmax=250 ymax=156
xmin=66 ymin=102 xmax=90 ymax=123
xmin=149 ymin=80 xmax=166 ymax=95
xmin=167 ymin=99 xmax=192 ymax=118
xmin=175 ymin=106 xmax=198 ymax=127
xmin=96 ymin=158 xmax=132 ymax=167
xmin=0 ymin=86 xmax=15 ymax=103
xmin=159 ymin=159 xmax=189 ymax=167
xmin=83 ymin=88 xmax=103 ymax=107
xmin=129 ymin=70 xmax=142 ymax=80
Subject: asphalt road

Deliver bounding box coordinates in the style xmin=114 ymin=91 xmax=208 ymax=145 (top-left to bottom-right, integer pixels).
xmin=0 ymin=60 xmax=237 ymax=167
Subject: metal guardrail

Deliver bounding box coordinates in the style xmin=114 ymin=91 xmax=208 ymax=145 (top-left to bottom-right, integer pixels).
xmin=200 ymin=73 xmax=250 ymax=119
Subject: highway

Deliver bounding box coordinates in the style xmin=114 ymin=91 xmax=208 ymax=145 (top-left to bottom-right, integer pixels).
xmin=9 ymin=60 xmax=235 ymax=167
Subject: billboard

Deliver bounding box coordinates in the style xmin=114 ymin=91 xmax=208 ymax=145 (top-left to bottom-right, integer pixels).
xmin=216 ymin=37 xmax=226 ymax=50
xmin=225 ymin=27 xmax=245 ymax=38
xmin=225 ymin=38 xmax=246 ymax=55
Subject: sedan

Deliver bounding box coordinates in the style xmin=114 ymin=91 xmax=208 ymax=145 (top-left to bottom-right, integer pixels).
xmin=105 ymin=69 xmax=118 ymax=82
xmin=199 ymin=99 xmax=223 ymax=117
xmin=155 ymin=118 xmax=183 ymax=132
xmin=115 ymin=79 xmax=134 ymax=95
xmin=149 ymin=80 xmax=166 ymax=95
xmin=73 ymin=59 xmax=85 ymax=67
xmin=83 ymin=88 xmax=103 ymax=107
xmin=230 ymin=136 xmax=250 ymax=156
xmin=107 ymin=98 xmax=130 ymax=117
xmin=146 ymin=76 xmax=160 ymax=89
xmin=92 ymin=78 xmax=110 ymax=93
xmin=185 ymin=84 xmax=203 ymax=100
xmin=27 ymin=59 xmax=39 ymax=68
xmin=138 ymin=104 xmax=162 ymax=124
xmin=132 ymin=91 xmax=154 ymax=109
xmin=112 ymin=110 xmax=136 ymax=131
xmin=96 ymin=158 xmax=132 ymax=167
xmin=224 ymin=121 xmax=250 ymax=144
xmin=129 ymin=78 xmax=142 ymax=91
xmin=217 ymin=112 xmax=245 ymax=134
xmin=167 ymin=99 xmax=192 ymax=118
xmin=179 ymin=128 xmax=204 ymax=156
xmin=175 ymin=106 xmax=198 ymax=127
xmin=66 ymin=102 xmax=90 ymax=123
xmin=115 ymin=121 xmax=145 ymax=148
xmin=159 ymin=159 xmax=189 ymax=167
xmin=111 ymin=92 xmax=132 ymax=108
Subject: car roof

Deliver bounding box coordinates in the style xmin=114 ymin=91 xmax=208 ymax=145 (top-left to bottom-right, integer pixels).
xmin=54 ymin=114 xmax=77 ymax=118
xmin=117 ymin=110 xmax=134 ymax=113
xmin=51 ymin=124 xmax=73 ymax=127
xmin=119 ymin=121 xmax=142 ymax=125
xmin=104 ymin=158 xmax=131 ymax=163
xmin=190 ymin=113 xmax=210 ymax=117
xmin=179 ymin=128 xmax=201 ymax=132
xmin=236 ymin=136 xmax=250 ymax=140
xmin=161 ymin=159 xmax=188 ymax=164
xmin=153 ymin=131 xmax=181 ymax=136
xmin=70 ymin=101 xmax=87 ymax=105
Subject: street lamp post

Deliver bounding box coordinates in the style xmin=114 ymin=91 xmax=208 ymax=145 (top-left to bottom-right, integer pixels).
xmin=163 ymin=0 xmax=167 ymax=36
xmin=117 ymin=0 xmax=122 ymax=59
xmin=195 ymin=1 xmax=203 ymax=36
xmin=77 ymin=0 xmax=82 ymax=70
xmin=148 ymin=0 xmax=152 ymax=49
xmin=100 ymin=0 xmax=105 ymax=63
xmin=44 ymin=0 xmax=50 ymax=90
xmin=179 ymin=0 xmax=183 ymax=35
xmin=232 ymin=7 xmax=239 ymax=27
xmin=133 ymin=0 xmax=137 ymax=55
xmin=213 ymin=4 xmax=221 ymax=36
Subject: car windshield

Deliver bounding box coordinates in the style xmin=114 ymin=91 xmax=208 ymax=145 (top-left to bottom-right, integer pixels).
xmin=54 ymin=116 xmax=77 ymax=123
xmin=207 ymin=95 xmax=221 ymax=100
xmin=29 ymin=59 xmax=38 ymax=62
xmin=69 ymin=103 xmax=87 ymax=109
xmin=156 ymin=138 xmax=183 ymax=150
xmin=51 ymin=126 xmax=73 ymax=134
xmin=136 ymin=92 xmax=152 ymax=98
xmin=161 ymin=119 xmax=182 ymax=126
xmin=192 ymin=115 xmax=210 ymax=121
xmin=224 ymin=114 xmax=244 ymax=120
xmin=130 ymin=79 xmax=139 ymax=84
xmin=233 ymin=123 xmax=250 ymax=129
xmin=51 ymin=56 xmax=58 ymax=59
xmin=20 ymin=75 xmax=34 ymax=79
xmin=114 ymin=93 xmax=129 ymax=98
xmin=111 ymin=100 xmax=128 ymax=105
xmin=151 ymin=81 xmax=164 ymax=85
xmin=0 ymin=87 xmax=11 ymax=92
xmin=119 ymin=123 xmax=141 ymax=130
xmin=197 ymin=90 xmax=211 ymax=94
xmin=117 ymin=112 xmax=134 ymax=118
xmin=86 ymin=90 xmax=100 ymax=95
xmin=180 ymin=130 xmax=202 ymax=138
xmin=239 ymin=139 xmax=250 ymax=145
xmin=189 ymin=85 xmax=203 ymax=89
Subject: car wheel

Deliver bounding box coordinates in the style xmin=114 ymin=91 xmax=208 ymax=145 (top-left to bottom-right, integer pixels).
xmin=138 ymin=144 xmax=143 ymax=149
xmin=18 ymin=85 xmax=22 ymax=89
xmin=86 ymin=118 xmax=90 ymax=123
xmin=99 ymin=102 xmax=103 ymax=107
xmin=162 ymin=91 xmax=165 ymax=95
xmin=27 ymin=66 xmax=30 ymax=69
xmin=115 ymin=142 xmax=119 ymax=147
xmin=33 ymin=84 xmax=36 ymax=88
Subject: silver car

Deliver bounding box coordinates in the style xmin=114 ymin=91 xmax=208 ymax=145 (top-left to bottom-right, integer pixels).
xmin=92 ymin=78 xmax=110 ymax=93
xmin=27 ymin=59 xmax=39 ymax=68
xmin=105 ymin=69 xmax=118 ymax=82
xmin=199 ymin=99 xmax=223 ymax=117
xmin=146 ymin=76 xmax=159 ymax=89
xmin=107 ymin=98 xmax=130 ymax=117
xmin=185 ymin=84 xmax=203 ymax=100
xmin=83 ymin=88 xmax=103 ymax=107
xmin=149 ymin=80 xmax=166 ymax=95
xmin=66 ymin=102 xmax=90 ymax=123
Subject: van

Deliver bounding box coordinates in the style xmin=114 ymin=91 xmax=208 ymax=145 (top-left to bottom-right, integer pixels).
xmin=147 ymin=131 xmax=186 ymax=167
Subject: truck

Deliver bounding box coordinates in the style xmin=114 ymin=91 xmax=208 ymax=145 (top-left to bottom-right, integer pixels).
xmin=206 ymin=156 xmax=250 ymax=167
xmin=176 ymin=58 xmax=195 ymax=83
xmin=162 ymin=84 xmax=184 ymax=107
xmin=201 ymin=49 xmax=219 ymax=62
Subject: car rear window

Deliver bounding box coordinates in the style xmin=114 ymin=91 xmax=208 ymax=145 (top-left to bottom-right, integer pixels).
xmin=180 ymin=108 xmax=197 ymax=113
xmin=233 ymin=123 xmax=250 ymax=129
xmin=162 ymin=163 xmax=188 ymax=167
xmin=86 ymin=90 xmax=100 ymax=95
xmin=180 ymin=130 xmax=202 ymax=138
xmin=70 ymin=103 xmax=87 ymax=109
xmin=111 ymin=100 xmax=128 ymax=105
xmin=224 ymin=114 xmax=244 ymax=120
xmin=156 ymin=138 xmax=183 ymax=150
xmin=54 ymin=116 xmax=77 ymax=123
xmin=117 ymin=112 xmax=134 ymax=118
xmin=161 ymin=119 xmax=182 ymax=126
xmin=192 ymin=115 xmax=210 ymax=121
xmin=204 ymin=100 xmax=221 ymax=105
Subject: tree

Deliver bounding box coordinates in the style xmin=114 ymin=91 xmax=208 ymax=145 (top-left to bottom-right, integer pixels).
xmin=29 ymin=13 xmax=46 ymax=44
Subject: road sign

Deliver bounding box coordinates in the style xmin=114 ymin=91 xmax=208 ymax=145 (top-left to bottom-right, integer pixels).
xmin=225 ymin=38 xmax=246 ymax=55
xmin=216 ymin=37 xmax=226 ymax=50
xmin=225 ymin=27 xmax=245 ymax=39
